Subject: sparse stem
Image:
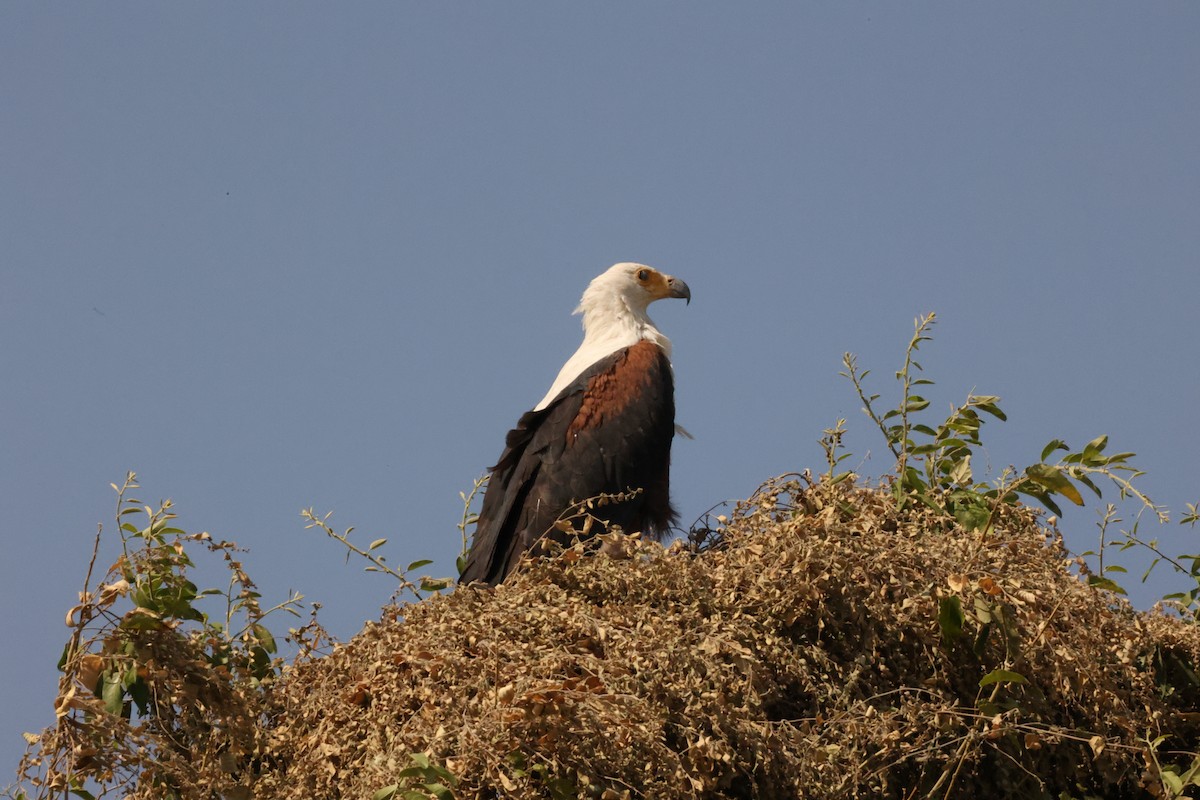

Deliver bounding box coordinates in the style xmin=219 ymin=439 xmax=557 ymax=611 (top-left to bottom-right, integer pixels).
xmin=820 ymin=418 xmax=847 ymax=485
xmin=896 ymin=313 xmax=937 ymax=477
xmin=458 ymin=473 xmax=489 ymax=569
xmin=1096 ymin=505 xmax=1117 ymax=581
xmin=301 ymin=508 xmax=428 ymax=602
xmin=843 ymin=353 xmax=901 ymax=461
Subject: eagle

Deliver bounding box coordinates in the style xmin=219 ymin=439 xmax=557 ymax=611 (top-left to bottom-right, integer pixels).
xmin=459 ymin=262 xmax=691 ymax=586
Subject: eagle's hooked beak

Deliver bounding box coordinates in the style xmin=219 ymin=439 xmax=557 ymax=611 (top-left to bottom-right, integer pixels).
xmin=666 ymin=276 xmax=691 ymax=305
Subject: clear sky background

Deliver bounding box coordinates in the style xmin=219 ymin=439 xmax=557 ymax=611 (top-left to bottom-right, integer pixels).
xmin=3 ymin=3 xmax=1198 ymax=779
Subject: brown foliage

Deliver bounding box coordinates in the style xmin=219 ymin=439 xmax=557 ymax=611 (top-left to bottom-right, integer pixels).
xmin=255 ymin=477 xmax=1199 ymax=799
xmin=18 ymin=477 xmax=1200 ymax=799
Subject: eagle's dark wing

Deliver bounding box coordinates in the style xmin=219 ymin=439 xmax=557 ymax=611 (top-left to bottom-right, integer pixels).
xmin=459 ymin=341 xmax=677 ymax=586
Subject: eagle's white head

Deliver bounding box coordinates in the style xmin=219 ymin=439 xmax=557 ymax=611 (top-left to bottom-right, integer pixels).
xmin=535 ymin=263 xmax=690 ymax=411
xmin=577 ymin=262 xmax=691 ymax=323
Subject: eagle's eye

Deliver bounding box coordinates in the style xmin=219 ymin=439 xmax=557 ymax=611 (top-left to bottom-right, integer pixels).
xmin=637 ymin=269 xmax=650 ymax=282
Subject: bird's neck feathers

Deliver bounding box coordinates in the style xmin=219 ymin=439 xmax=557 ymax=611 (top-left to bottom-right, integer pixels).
xmin=576 ymin=281 xmax=672 ymax=359
xmin=532 ymin=280 xmax=672 ymax=411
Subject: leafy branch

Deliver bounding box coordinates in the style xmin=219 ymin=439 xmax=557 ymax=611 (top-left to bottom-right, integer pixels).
xmin=301 ymin=509 xmax=454 ymax=600
xmin=843 ymin=315 xmax=1195 ymax=614
xmin=456 ymin=474 xmax=488 ymax=576
xmin=18 ymin=472 xmax=304 ymax=800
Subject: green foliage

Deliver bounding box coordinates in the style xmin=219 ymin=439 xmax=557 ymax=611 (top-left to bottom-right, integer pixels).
xmin=373 ymin=752 xmax=458 ymax=800
xmin=16 ymin=472 xmax=306 ymax=800
xmin=505 ymin=752 xmax=578 ymax=800
xmin=843 ymin=314 xmax=1158 ymax=527
xmin=1146 ymin=734 xmax=1200 ymax=798
xmin=829 ymin=311 xmax=1200 ymax=799
xmin=840 ymin=312 xmax=1199 ymax=618
xmin=978 ymin=668 xmax=1027 ymax=688
xmin=822 ymin=314 xmax=1200 ymax=796
xmin=936 ymin=596 xmax=964 ymax=645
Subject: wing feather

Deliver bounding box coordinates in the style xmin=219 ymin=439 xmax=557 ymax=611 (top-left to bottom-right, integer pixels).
xmin=460 ymin=343 xmax=676 ymax=585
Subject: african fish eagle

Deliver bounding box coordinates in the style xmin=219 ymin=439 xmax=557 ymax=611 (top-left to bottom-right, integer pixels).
xmin=459 ymin=263 xmax=691 ymax=586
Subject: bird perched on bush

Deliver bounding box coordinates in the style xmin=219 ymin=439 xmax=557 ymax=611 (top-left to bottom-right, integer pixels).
xmin=460 ymin=262 xmax=691 ymax=585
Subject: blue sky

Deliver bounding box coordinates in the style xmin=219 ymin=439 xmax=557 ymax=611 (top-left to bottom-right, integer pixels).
xmin=3 ymin=3 xmax=1198 ymax=778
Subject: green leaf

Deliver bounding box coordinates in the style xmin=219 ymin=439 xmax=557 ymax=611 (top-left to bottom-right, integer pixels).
xmin=1162 ymin=770 xmax=1184 ymax=794
xmin=972 ymin=622 xmax=993 ymax=656
xmin=905 ymin=396 xmax=930 ymax=412
xmin=1025 ymin=465 xmax=1084 ymax=506
xmin=938 ymin=596 xmax=965 ymax=644
xmin=121 ymin=663 xmax=138 ymax=688
xmin=979 ymin=668 xmax=1027 ymax=688
xmin=369 ymin=538 xmax=388 ymax=551
xmin=1040 ymin=439 xmax=1069 ymax=462
xmin=252 ymin=623 xmax=278 ymax=654
xmin=250 ymin=646 xmax=273 ymax=680
xmin=546 ymin=776 xmax=578 ymax=800
xmin=1087 ymin=575 xmax=1127 ymax=595
xmin=371 ymin=785 xmax=399 ymax=800
xmin=1074 ymin=472 xmax=1103 ymax=498
xmin=406 ymin=559 xmax=433 ymax=572
xmin=129 ymin=677 xmax=150 ymax=716
xmin=101 ymin=673 xmax=125 ymax=715
xmin=1028 ymin=490 xmax=1064 ymax=517
xmin=902 ymin=466 xmax=928 ymax=491
xmin=953 ymin=502 xmax=992 ymax=532
xmin=974 ymin=401 xmax=1007 ymax=421
xmin=131 ymin=582 xmax=156 ymax=611
xmin=948 ymin=454 xmax=973 ymax=485
xmin=1055 ymin=480 xmax=1084 ymax=507
xmin=913 ymin=492 xmax=943 ymax=513
xmin=976 ymin=699 xmax=1000 ymax=718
